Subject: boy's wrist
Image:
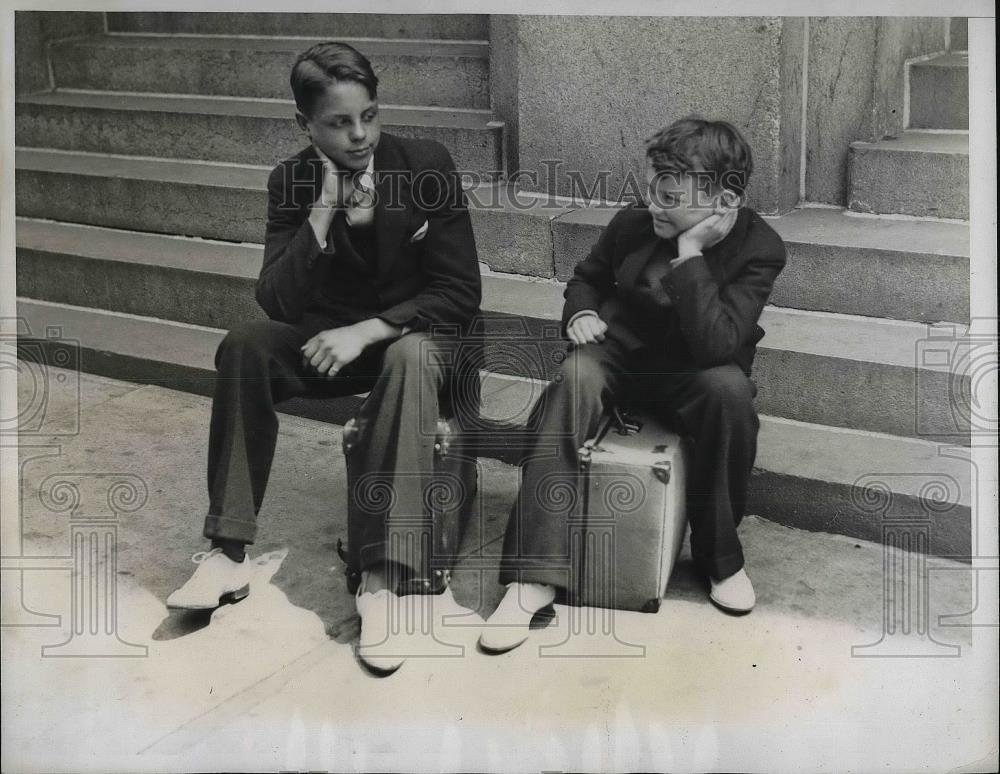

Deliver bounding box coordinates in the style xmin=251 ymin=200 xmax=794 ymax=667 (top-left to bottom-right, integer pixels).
xmin=676 ymin=236 xmax=703 ymax=257
xmin=353 ymin=318 xmax=403 ymax=346
xmin=567 ymin=310 xmax=600 ymax=328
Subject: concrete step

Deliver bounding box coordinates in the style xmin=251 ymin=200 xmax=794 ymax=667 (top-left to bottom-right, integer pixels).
xmin=16 ymin=91 xmax=503 ymax=174
xmin=13 ymin=148 xmax=971 ymax=323
xmin=909 ymin=53 xmax=969 ymax=130
xmin=14 ymin=226 xmax=971 ymax=445
xmin=14 ymin=297 xmax=972 ymax=559
xmin=848 ymin=131 xmax=969 ymax=219
xmin=105 ymin=12 xmax=489 ymax=40
xmin=548 ymin=205 xmax=969 ymax=323
xmin=13 ymin=148 xmax=514 ymax=251
xmin=49 ymin=34 xmax=490 ymax=109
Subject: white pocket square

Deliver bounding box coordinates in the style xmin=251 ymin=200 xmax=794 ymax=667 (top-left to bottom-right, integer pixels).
xmin=409 ymin=220 xmax=429 ymax=243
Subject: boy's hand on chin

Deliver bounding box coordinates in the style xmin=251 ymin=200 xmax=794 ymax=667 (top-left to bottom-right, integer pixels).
xmin=677 ymin=206 xmax=739 ymax=255
xmin=301 ymin=325 xmax=369 ymax=378
xmin=567 ymin=313 xmax=608 ymax=346
xmin=316 ymin=147 xmax=349 ymax=207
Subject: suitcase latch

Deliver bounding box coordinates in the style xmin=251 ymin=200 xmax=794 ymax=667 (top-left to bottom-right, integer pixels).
xmin=652 ymin=460 xmax=672 ymax=484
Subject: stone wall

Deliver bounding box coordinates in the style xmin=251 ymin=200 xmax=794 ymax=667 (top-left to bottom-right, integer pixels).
xmin=490 ymin=15 xmax=804 ymax=215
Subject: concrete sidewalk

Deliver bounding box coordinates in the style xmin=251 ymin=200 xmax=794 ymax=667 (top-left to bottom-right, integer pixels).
xmin=3 ymin=370 xmax=988 ymax=772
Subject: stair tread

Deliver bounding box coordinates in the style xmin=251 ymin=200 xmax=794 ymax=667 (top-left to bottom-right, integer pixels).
xmin=18 ymin=90 xmax=496 ymax=128
xmin=105 ymin=11 xmax=488 ymax=40
xmin=851 ymin=131 xmax=969 ymax=155
xmin=16 ymin=218 xmax=262 ymax=277
xmin=72 ymin=32 xmax=489 ymax=57
xmin=16 ymin=146 xmax=270 ymax=188
xmin=912 ymin=51 xmax=969 ymax=68
xmin=15 ymin=218 xmax=967 ymax=374
xmin=16 ymin=296 xmax=969 ymax=505
xmin=768 ymin=208 xmax=968 ymax=257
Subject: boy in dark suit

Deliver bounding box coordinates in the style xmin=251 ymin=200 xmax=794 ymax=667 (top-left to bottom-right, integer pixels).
xmin=481 ymin=117 xmax=786 ymax=652
xmin=167 ymin=42 xmax=481 ymax=674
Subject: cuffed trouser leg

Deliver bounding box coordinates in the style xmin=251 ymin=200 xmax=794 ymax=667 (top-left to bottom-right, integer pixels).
xmin=345 ymin=332 xmax=451 ymax=578
xmin=204 ymin=316 xmax=380 ymax=544
xmin=498 ymin=339 xmax=630 ymax=589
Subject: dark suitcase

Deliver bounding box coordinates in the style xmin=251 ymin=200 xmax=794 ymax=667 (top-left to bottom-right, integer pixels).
xmin=569 ymin=408 xmax=689 ymax=613
xmin=339 ymin=415 xmax=477 ymax=595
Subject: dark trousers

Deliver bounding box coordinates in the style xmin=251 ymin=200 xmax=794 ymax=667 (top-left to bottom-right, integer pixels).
xmin=204 ymin=312 xmax=472 ymax=575
xmin=500 ymin=335 xmax=758 ymax=585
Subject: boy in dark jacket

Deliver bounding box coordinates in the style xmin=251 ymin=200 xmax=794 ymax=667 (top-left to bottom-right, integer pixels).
xmin=482 ymin=117 xmax=786 ymax=652
xmin=167 ymin=42 xmax=481 ymax=675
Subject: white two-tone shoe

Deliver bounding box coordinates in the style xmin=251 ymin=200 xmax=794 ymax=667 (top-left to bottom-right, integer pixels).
xmin=355 ymin=580 xmax=406 ymax=675
xmin=709 ymin=567 xmax=756 ymax=614
xmin=166 ymin=548 xmax=251 ymax=610
xmin=478 ymin=582 xmax=556 ymax=654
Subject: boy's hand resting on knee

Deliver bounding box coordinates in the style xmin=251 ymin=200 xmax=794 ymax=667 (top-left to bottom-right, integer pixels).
xmin=302 ymin=326 xmax=367 ymax=377
xmin=567 ymin=312 xmax=608 ymax=346
xmin=301 ymin=319 xmax=402 ymax=378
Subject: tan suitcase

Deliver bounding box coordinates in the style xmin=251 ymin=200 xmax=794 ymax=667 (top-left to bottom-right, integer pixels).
xmin=571 ymin=409 xmax=689 ymax=613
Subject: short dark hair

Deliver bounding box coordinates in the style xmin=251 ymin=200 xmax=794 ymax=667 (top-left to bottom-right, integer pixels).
xmin=290 ymin=42 xmax=379 ymax=117
xmin=645 ymin=116 xmax=754 ymax=198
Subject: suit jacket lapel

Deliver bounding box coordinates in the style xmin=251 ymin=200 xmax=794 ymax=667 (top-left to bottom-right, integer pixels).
xmin=372 ymin=134 xmax=410 ymax=280
xmin=617 ymin=230 xmax=673 ymax=289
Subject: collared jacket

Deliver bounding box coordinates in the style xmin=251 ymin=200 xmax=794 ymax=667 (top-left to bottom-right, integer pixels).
xmin=256 ymin=132 xmax=482 ymax=331
xmin=562 ymin=204 xmax=786 ymax=376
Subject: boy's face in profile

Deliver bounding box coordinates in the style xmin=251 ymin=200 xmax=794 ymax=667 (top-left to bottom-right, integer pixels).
xmin=645 ymin=162 xmax=732 ymax=240
xmin=296 ymin=80 xmax=381 ymax=171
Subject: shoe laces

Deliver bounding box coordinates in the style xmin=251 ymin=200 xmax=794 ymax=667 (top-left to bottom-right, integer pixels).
xmin=190 ymin=547 xmax=224 ymax=564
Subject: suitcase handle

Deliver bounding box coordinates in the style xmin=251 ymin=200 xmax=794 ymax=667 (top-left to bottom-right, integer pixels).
xmin=611 ymin=406 xmax=643 ymax=436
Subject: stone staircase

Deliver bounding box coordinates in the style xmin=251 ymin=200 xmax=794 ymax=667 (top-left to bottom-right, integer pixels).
xmin=14 ymin=14 xmax=973 ymax=558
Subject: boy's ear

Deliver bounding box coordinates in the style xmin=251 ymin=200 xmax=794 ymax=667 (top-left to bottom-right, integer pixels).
xmin=719 ymin=188 xmax=741 ymax=211
xmin=294 ymin=112 xmax=310 ymax=133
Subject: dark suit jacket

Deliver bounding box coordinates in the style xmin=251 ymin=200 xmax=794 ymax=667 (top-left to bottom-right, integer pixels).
xmin=563 ymin=204 xmax=786 ymax=375
xmin=256 ymin=132 xmax=481 ymax=330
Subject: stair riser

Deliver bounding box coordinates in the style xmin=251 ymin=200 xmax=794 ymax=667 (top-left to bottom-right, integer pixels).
xmin=909 ymin=65 xmax=969 ymax=130
xmin=747 ymin=472 xmax=968 ymax=559
xmin=16 ymin=170 xmax=266 ymax=243
xmin=769 ymin=241 xmax=969 ymax=323
xmin=849 ymin=147 xmax=969 ymax=219
xmin=552 ymin=214 xmax=969 ymax=323
xmin=105 ymin=12 xmax=489 ymax=40
xmin=16 ymin=246 xmax=969 ymax=444
xmin=16 ymin=105 xmax=502 ymax=176
xmin=16 ymin=249 xmax=267 ymax=331
xmin=15 ymin=333 xmax=972 ymax=558
xmin=50 ymin=43 xmax=490 ymax=109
